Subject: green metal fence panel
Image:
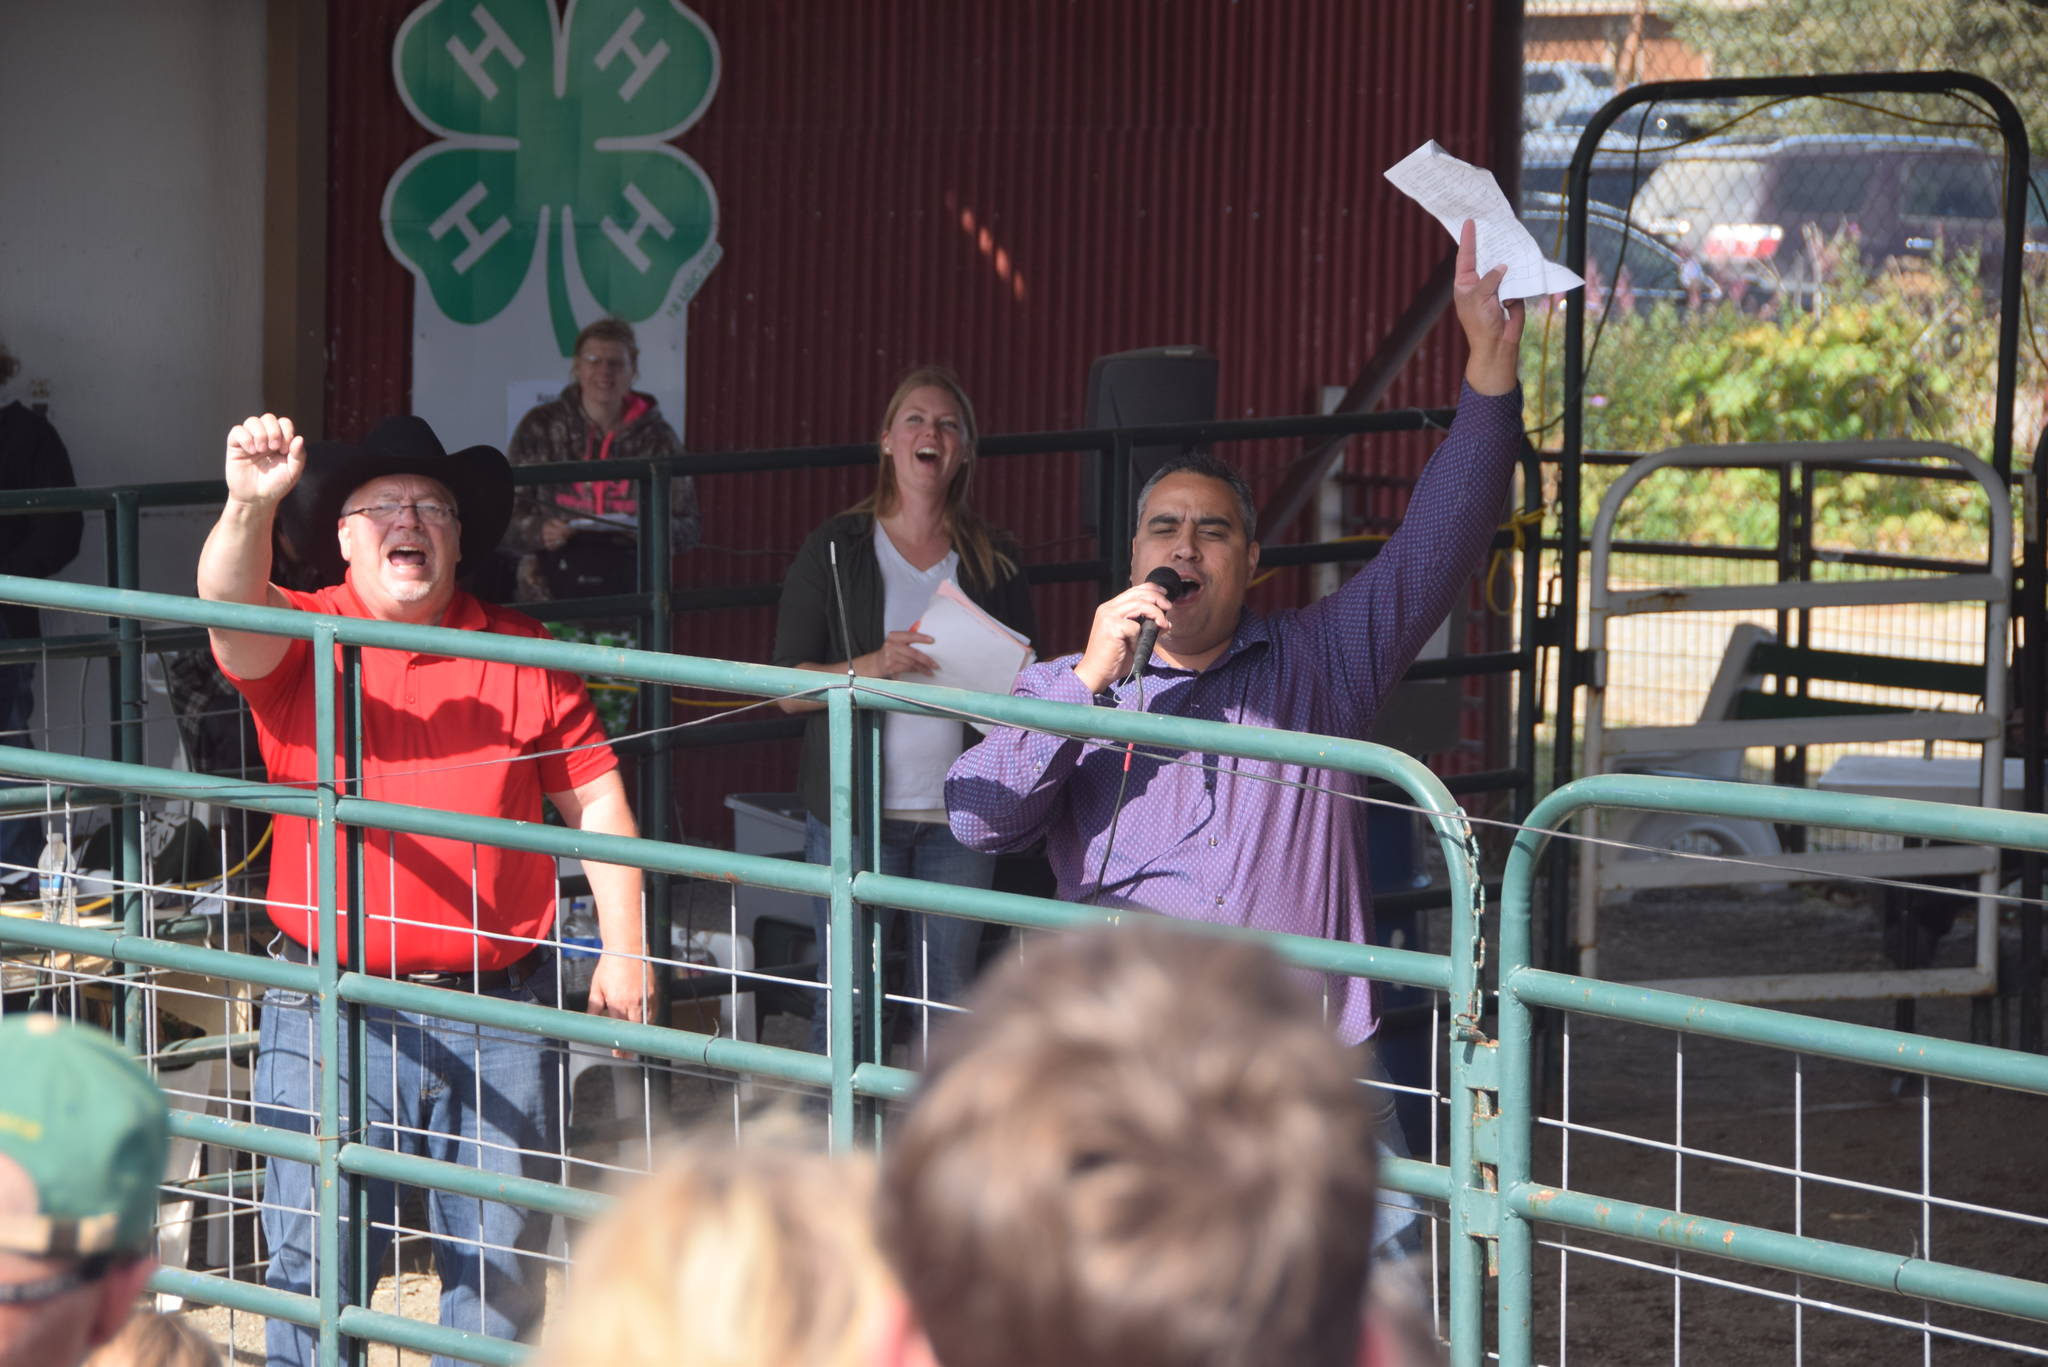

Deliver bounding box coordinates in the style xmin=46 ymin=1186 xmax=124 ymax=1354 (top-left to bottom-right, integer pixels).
xmin=0 ymin=571 xmax=1486 ymax=1364
xmin=7 ymin=574 xmax=2048 ymax=1364
xmin=1509 ymin=1185 xmax=2048 ymax=1324
xmin=1494 ymin=772 xmax=2048 ymax=1364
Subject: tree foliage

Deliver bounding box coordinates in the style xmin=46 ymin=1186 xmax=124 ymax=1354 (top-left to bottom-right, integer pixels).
xmin=1520 ymin=249 xmax=2025 ymax=560
xmin=1521 ymin=0 xmax=2048 ymax=562
xmin=1666 ymin=0 xmax=2048 ymax=155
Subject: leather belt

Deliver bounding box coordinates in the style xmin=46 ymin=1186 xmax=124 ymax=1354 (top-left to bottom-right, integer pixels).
xmin=274 ymin=936 xmax=546 ymax=993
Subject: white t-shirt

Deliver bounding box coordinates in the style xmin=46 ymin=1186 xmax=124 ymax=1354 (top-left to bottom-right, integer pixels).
xmin=874 ymin=523 xmax=964 ymax=814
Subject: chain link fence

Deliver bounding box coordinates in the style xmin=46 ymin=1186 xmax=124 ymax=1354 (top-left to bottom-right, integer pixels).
xmin=1522 ymin=1 xmax=2048 ymax=469
xmin=1517 ymin=8 xmax=2048 ymax=815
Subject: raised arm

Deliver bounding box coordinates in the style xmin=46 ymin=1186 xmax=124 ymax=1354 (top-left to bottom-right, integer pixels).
xmin=197 ymin=413 xmax=303 ymax=681
xmin=1301 ymin=221 xmax=1526 ymax=733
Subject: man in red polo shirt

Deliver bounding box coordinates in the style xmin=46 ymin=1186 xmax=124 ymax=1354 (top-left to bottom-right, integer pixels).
xmin=198 ymin=411 xmax=646 ymax=1367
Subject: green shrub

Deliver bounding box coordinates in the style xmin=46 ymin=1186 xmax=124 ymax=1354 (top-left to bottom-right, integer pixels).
xmin=1521 ymin=250 xmax=2016 ymax=560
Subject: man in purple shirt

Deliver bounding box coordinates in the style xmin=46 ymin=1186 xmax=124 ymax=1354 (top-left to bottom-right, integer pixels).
xmin=945 ymin=221 xmax=1525 ymax=1048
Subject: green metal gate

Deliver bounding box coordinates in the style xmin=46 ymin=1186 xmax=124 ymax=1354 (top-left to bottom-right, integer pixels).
xmin=3 ymin=573 xmax=2046 ymax=1364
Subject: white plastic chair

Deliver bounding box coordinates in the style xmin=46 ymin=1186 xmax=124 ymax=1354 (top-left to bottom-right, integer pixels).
xmin=1606 ymin=622 xmax=1785 ymax=864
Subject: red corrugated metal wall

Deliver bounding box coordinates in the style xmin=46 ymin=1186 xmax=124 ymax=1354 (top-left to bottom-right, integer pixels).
xmin=325 ymin=0 xmax=1518 ymax=840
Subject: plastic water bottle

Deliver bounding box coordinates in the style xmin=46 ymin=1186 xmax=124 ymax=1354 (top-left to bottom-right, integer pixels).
xmin=36 ymin=834 xmax=76 ymax=925
xmin=561 ymin=895 xmax=602 ymax=959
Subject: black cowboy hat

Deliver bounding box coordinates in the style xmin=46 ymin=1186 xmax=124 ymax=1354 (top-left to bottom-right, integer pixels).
xmin=278 ymin=415 xmax=512 ymax=588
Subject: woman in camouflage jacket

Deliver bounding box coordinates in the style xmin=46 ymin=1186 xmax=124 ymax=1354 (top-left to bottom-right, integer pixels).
xmin=503 ymin=317 xmax=700 ymax=603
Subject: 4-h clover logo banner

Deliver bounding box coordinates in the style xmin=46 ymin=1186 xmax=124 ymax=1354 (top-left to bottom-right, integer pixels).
xmin=382 ymin=0 xmax=721 ymax=448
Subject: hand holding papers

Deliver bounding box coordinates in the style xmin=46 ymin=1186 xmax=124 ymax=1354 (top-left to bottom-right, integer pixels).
xmin=913 ymin=581 xmax=1035 ymax=727
xmin=1385 ymin=140 xmax=1583 ymax=301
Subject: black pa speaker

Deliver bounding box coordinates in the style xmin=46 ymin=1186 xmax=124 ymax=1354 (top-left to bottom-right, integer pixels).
xmin=1081 ymin=345 xmax=1218 ymax=530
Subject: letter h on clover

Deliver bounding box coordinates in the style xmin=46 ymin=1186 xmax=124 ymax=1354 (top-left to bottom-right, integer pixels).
xmin=382 ymin=0 xmax=722 ymax=355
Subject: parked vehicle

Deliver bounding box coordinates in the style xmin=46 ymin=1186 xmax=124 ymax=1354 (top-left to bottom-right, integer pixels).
xmin=1551 ymin=98 xmax=1745 ymax=151
xmin=1522 ymin=133 xmax=1677 ymax=222
xmin=1631 ymin=135 xmax=2011 ymax=297
xmin=1522 ymin=60 xmax=1614 ymax=130
xmin=1520 ymin=97 xmax=1773 ymax=214
xmin=1519 ymin=192 xmax=1722 ymax=310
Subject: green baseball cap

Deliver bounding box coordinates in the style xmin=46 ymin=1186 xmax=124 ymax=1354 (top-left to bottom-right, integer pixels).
xmin=0 ymin=1014 xmax=169 ymax=1258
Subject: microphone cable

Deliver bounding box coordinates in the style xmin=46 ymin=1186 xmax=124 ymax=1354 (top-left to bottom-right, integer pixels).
xmin=1089 ymin=669 xmax=1148 ymax=901
xmin=1089 ymin=569 xmax=1191 ymax=901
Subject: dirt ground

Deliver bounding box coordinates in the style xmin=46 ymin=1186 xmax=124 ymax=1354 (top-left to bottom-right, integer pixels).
xmin=1494 ymin=880 xmax=2048 ymax=1365
xmin=185 ymin=1269 xmax=466 ymax=1367
xmin=170 ymin=876 xmax=2047 ymax=1366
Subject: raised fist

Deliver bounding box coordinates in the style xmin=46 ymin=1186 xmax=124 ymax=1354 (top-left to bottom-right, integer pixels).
xmin=224 ymin=413 xmax=305 ymax=507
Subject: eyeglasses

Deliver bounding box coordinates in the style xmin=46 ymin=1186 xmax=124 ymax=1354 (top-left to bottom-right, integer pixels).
xmin=342 ymin=501 xmax=459 ymax=526
xmin=0 ymin=1254 xmax=114 ymax=1304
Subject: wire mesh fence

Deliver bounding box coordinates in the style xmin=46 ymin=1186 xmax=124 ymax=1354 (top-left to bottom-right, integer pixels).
xmin=2 ymin=576 xmax=1492 ymax=1364
xmin=1512 ymin=61 xmax=2039 ymax=938
xmin=1538 ymin=1014 xmax=2048 ymax=1364
xmin=7 ymin=581 xmax=2048 ymax=1364
xmin=14 ymin=37 xmax=2048 ymax=1350
xmin=1519 ymin=16 xmax=2048 ymax=818
xmin=1520 ymin=77 xmax=2041 ymax=472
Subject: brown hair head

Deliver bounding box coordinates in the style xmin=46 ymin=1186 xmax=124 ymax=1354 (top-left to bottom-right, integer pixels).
xmin=880 ymin=923 xmax=1381 ymax=1367
xmin=851 ymin=364 xmax=1013 ymax=589
xmin=571 ymin=318 xmax=639 ymax=369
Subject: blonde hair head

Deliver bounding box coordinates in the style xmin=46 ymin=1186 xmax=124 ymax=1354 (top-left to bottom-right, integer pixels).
xmin=83 ymin=1312 xmax=223 ymax=1367
xmin=533 ymin=1135 xmax=891 ymax=1367
xmin=851 ymin=364 xmax=1016 ymax=591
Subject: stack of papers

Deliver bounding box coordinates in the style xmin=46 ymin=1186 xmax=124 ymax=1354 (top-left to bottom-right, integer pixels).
xmin=914 ymin=580 xmax=1035 ymax=706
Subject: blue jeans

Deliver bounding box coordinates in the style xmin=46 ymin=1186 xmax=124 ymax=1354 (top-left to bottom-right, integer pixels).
xmin=803 ymin=814 xmax=995 ymax=1055
xmin=1356 ymin=1044 xmax=1423 ymax=1259
xmin=0 ymin=661 xmax=39 ymax=878
xmin=253 ymin=964 xmax=562 ymax=1367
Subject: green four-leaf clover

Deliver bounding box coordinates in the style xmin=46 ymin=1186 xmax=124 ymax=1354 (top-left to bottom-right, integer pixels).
xmin=382 ymin=0 xmax=721 ymax=355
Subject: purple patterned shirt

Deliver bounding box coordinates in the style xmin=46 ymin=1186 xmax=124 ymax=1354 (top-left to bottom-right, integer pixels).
xmin=945 ymin=385 xmax=1522 ymax=1042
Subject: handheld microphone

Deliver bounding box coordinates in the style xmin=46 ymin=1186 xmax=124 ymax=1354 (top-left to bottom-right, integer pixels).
xmin=1094 ymin=565 xmax=1195 ymax=901
xmin=1129 ymin=566 xmax=1193 ymax=679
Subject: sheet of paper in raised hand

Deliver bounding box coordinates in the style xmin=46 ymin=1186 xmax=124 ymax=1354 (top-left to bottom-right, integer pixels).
xmin=1384 ymin=140 xmax=1584 ymax=301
